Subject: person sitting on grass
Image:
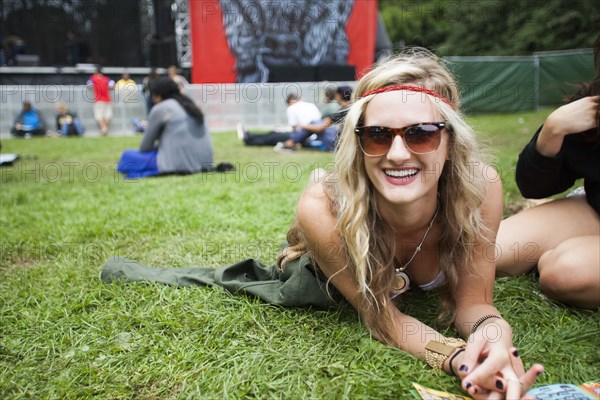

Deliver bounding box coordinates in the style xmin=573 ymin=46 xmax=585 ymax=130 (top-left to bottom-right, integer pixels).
xmin=496 ymin=40 xmax=600 ymax=309
xmin=11 ymin=101 xmax=47 ymax=138
xmin=56 ymin=102 xmax=85 ymax=136
xmin=280 ymin=85 xmax=353 ymax=151
xmin=278 ymin=49 xmax=543 ymax=398
xmin=320 ymin=84 xmax=342 ymax=119
xmin=237 ymin=93 xmax=322 ymax=147
xmin=131 ymin=118 xmax=147 ymax=134
xmin=117 ymin=76 xmax=213 ymax=179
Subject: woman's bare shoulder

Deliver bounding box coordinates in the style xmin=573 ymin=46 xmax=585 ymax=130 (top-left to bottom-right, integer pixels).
xmin=297 ymin=179 xmax=337 ymax=236
xmin=298 ymin=179 xmax=331 ymax=215
xmin=479 ymin=163 xmax=503 ymax=208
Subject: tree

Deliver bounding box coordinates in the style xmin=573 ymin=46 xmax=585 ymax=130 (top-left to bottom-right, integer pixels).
xmin=380 ymin=0 xmax=599 ymax=55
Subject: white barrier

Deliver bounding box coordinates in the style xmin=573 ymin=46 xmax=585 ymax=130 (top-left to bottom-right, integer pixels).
xmin=0 ymin=82 xmax=353 ymax=138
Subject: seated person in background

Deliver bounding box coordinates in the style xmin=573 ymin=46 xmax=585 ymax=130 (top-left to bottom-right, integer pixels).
xmin=56 ymin=102 xmax=85 ymax=136
xmin=320 ymin=84 xmax=342 ymax=119
xmin=11 ymin=101 xmax=46 ymax=138
xmin=131 ymin=118 xmax=147 ymax=133
xmin=496 ymin=70 xmax=600 ymax=309
xmin=238 ymin=93 xmax=322 ymax=146
xmin=117 ymin=76 xmax=213 ymax=179
xmin=282 ymin=85 xmax=353 ymax=151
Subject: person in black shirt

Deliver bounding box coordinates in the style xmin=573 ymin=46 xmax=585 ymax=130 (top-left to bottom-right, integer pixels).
xmin=496 ymin=42 xmax=599 ymax=309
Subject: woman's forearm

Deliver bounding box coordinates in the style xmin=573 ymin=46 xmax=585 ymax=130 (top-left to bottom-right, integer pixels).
xmin=535 ymin=123 xmax=566 ymax=157
xmin=373 ymin=305 xmax=446 ymax=360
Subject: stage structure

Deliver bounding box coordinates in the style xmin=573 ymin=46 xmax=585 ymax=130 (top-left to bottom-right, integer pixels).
xmin=1 ymin=0 xmax=380 ymax=82
xmin=173 ymin=0 xmax=193 ymax=68
xmin=188 ymin=0 xmax=378 ymax=83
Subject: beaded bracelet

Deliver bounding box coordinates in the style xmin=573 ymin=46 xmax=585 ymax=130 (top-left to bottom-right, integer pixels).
xmin=470 ymin=314 xmax=502 ymax=335
xmin=425 ymin=338 xmax=466 ymax=371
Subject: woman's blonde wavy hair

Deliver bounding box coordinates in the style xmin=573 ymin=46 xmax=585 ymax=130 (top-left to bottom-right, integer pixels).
xmin=279 ymin=49 xmax=489 ymax=344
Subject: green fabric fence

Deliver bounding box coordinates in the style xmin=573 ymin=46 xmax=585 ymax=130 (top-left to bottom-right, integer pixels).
xmin=538 ymin=50 xmax=595 ymax=106
xmin=444 ymin=49 xmax=594 ymax=114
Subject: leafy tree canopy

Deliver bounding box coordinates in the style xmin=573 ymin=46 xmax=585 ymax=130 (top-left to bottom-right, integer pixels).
xmin=379 ymin=0 xmax=599 ymax=55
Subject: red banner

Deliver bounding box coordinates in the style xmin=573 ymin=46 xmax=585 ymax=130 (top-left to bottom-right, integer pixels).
xmin=190 ymin=0 xmax=378 ymax=83
xmin=347 ymin=0 xmax=378 ymax=78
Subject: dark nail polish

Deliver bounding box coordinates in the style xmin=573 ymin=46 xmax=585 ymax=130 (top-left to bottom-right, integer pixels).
xmin=537 ymin=371 xmax=544 ymax=376
xmin=473 ymin=388 xmax=478 ymax=394
xmin=459 ymin=365 xmax=468 ymax=372
xmin=512 ymin=349 xmax=519 ymax=357
xmin=496 ymin=379 xmax=504 ymax=390
xmin=466 ymin=382 xmax=472 ymax=389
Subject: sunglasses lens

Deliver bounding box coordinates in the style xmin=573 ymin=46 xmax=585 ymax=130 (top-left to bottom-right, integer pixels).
xmin=404 ymin=125 xmax=442 ymax=154
xmin=360 ymin=127 xmax=393 ymax=156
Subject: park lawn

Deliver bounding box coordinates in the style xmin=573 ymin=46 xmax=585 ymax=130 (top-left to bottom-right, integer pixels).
xmin=1 ymin=108 xmax=598 ymax=399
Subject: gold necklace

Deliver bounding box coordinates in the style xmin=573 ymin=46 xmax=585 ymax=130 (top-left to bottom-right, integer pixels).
xmin=391 ymin=201 xmax=440 ymax=297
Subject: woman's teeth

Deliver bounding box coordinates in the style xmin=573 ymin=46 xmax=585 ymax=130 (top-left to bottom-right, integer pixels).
xmin=384 ymin=169 xmax=418 ymax=178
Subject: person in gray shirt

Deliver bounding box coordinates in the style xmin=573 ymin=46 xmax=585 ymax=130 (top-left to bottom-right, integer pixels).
xmin=118 ymin=77 xmax=213 ymax=178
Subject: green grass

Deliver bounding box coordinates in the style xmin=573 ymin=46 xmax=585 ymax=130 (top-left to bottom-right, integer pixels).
xmin=1 ymin=109 xmax=598 ymax=399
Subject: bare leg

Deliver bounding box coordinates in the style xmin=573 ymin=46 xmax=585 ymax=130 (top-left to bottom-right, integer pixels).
xmin=99 ymin=119 xmax=109 ymax=135
xmin=96 ymin=118 xmax=106 ymax=135
xmin=538 ymin=235 xmax=600 ymax=308
xmin=496 ymin=196 xmax=599 ymax=308
xmin=496 ymin=196 xmax=599 ymax=276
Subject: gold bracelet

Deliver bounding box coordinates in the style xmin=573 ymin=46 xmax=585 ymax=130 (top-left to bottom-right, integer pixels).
xmin=425 ymin=338 xmax=466 ymax=371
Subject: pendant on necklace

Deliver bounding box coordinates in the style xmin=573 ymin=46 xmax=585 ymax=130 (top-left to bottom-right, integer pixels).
xmin=391 ymin=270 xmax=410 ymax=297
xmin=390 ymin=200 xmax=439 ymax=299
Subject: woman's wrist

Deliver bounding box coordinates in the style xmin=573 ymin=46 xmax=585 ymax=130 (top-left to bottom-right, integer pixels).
xmin=536 ymin=121 xmax=566 ymax=157
xmin=470 ymin=318 xmax=514 ymax=352
xmin=470 ymin=314 xmax=503 ymax=335
xmin=471 ymin=317 xmax=513 ymax=343
xmin=425 ymin=338 xmax=466 ymax=373
xmin=444 ymin=348 xmax=465 ymax=376
xmin=543 ymin=113 xmax=569 ymax=137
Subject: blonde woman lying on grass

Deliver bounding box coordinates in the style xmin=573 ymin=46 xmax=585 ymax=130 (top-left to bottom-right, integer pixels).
xmin=278 ymin=49 xmax=543 ymax=399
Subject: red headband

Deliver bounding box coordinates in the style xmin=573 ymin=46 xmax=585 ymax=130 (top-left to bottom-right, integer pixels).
xmin=360 ymin=85 xmax=455 ymax=110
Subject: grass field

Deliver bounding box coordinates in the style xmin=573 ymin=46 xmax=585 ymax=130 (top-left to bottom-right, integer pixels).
xmin=1 ymin=108 xmax=598 ymax=399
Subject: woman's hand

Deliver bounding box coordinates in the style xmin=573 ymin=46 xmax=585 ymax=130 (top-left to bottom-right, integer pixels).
xmin=455 ymin=325 xmax=544 ymax=399
xmin=544 ymin=95 xmax=599 ymax=137
xmin=537 ymin=95 xmax=599 ymax=157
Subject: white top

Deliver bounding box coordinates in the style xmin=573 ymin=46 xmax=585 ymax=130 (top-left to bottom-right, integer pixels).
xmin=390 ymin=270 xmax=445 ymax=299
xmin=418 ymin=271 xmax=445 ymax=291
xmin=286 ymin=100 xmax=322 ymax=128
